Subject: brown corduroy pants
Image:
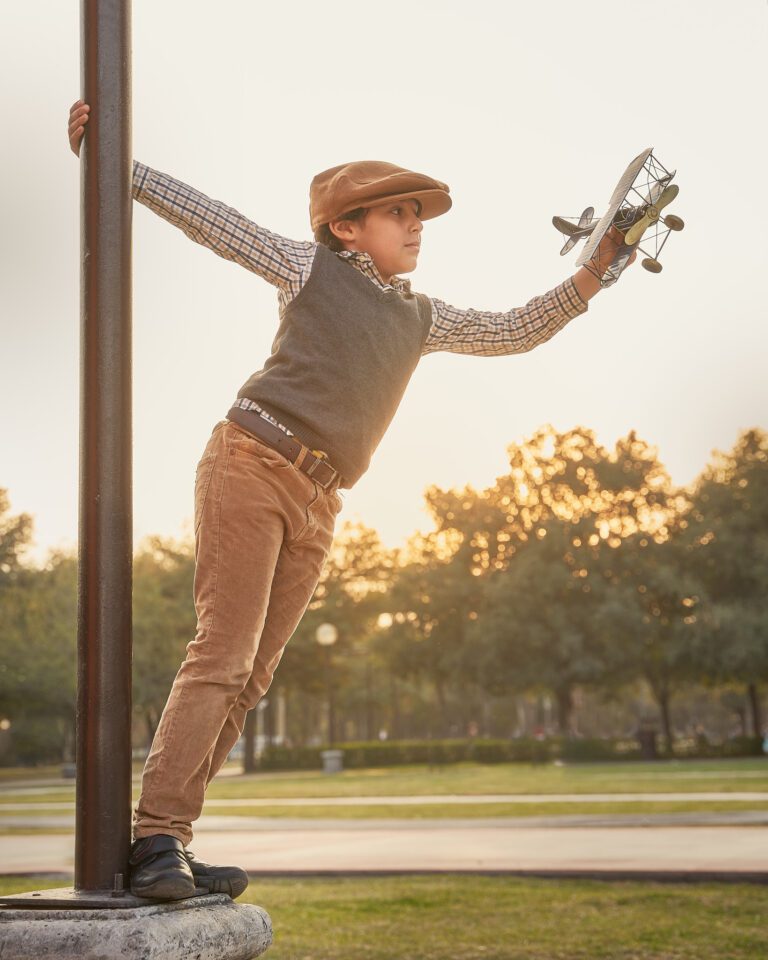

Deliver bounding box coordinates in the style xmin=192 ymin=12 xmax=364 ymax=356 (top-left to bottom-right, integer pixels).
xmin=133 ymin=419 xmax=341 ymax=845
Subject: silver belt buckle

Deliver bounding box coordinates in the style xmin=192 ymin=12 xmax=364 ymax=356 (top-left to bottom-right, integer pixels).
xmin=306 ymin=457 xmax=335 ymax=489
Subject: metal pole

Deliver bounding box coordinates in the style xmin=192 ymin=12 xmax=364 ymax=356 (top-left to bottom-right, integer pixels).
xmin=75 ymin=0 xmax=133 ymax=892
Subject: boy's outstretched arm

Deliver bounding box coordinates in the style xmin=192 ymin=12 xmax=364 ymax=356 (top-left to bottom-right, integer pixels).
xmin=67 ymin=100 xmax=313 ymax=295
xmin=422 ymin=228 xmax=636 ymax=357
xmin=423 ymin=277 xmax=587 ymax=357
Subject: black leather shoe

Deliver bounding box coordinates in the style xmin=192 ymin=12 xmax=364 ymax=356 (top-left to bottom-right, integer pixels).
xmin=129 ymin=835 xmax=197 ymax=900
xmin=185 ymin=850 xmax=249 ymax=899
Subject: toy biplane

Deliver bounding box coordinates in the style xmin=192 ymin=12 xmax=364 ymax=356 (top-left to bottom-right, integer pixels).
xmin=552 ymin=148 xmax=684 ymax=287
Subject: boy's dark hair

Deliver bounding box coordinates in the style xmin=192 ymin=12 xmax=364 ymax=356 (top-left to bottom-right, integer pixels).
xmin=314 ymin=197 xmax=424 ymax=252
xmin=314 ymin=207 xmax=368 ymax=252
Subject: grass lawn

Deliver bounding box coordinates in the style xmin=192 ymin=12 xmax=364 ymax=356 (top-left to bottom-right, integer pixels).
xmin=1 ymin=874 xmax=765 ymax=959
xmin=204 ymin=758 xmax=768 ymax=800
xmin=0 ymin=791 xmax=74 ymax=805
xmin=1 ymin=760 xmax=767 ymax=826
xmin=0 ymin=765 xmax=63 ymax=782
xmin=198 ymin=799 xmax=768 ymax=819
xmin=2 ymin=758 xmax=767 ymax=801
xmin=1 ymin=799 xmax=767 ymax=833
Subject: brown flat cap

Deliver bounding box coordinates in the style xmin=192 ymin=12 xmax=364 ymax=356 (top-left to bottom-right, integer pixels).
xmin=310 ymin=160 xmax=451 ymax=232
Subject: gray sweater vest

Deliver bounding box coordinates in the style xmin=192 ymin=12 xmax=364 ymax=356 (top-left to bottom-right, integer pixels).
xmin=238 ymin=244 xmax=433 ymax=487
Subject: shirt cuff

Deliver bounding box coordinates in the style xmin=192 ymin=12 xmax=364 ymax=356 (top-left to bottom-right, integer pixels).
xmin=132 ymin=160 xmax=151 ymax=200
xmin=560 ymin=275 xmax=589 ymax=313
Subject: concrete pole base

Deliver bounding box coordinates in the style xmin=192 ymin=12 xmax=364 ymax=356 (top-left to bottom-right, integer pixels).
xmin=0 ymin=893 xmax=272 ymax=960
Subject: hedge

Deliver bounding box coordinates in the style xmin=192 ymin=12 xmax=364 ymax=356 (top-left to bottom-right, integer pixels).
xmin=256 ymin=735 xmax=764 ymax=771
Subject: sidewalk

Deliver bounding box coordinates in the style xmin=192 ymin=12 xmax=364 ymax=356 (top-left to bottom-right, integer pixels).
xmin=3 ymin=790 xmax=768 ymax=809
xmin=2 ymin=818 xmax=766 ymax=879
xmin=3 ymin=782 xmax=767 ymax=880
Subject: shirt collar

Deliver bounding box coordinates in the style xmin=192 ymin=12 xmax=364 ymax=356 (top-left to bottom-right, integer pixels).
xmin=336 ymin=249 xmax=412 ymax=295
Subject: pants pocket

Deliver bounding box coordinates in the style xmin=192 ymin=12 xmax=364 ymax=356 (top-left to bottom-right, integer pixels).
xmin=194 ymin=453 xmax=217 ymax=535
xmin=293 ymin=482 xmax=322 ymax=544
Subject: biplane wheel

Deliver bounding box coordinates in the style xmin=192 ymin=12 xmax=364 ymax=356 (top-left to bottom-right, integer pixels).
xmin=641 ymin=257 xmax=663 ymax=274
xmin=664 ymin=214 xmax=685 ymax=231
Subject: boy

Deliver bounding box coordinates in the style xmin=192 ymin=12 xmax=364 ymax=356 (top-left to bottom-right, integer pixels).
xmin=68 ymin=99 xmax=631 ymax=900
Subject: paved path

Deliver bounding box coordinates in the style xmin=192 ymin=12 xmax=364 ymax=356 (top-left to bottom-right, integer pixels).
xmin=2 ymin=820 xmax=766 ymax=876
xmin=3 ymin=777 xmax=767 ymax=878
xmin=3 ymin=811 xmax=768 ymax=831
xmin=3 ymin=791 xmax=768 ymax=810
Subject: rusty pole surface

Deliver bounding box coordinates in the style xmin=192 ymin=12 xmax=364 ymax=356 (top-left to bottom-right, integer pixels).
xmin=75 ymin=0 xmax=133 ymax=891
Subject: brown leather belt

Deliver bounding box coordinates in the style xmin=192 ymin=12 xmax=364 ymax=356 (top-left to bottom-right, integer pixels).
xmin=226 ymin=405 xmax=340 ymax=490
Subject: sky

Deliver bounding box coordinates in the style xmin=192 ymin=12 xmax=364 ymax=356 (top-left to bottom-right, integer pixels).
xmin=1 ymin=0 xmax=766 ymax=562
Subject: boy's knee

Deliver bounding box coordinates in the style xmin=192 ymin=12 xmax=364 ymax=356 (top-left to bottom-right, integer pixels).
xmin=178 ymin=651 xmax=254 ymax=696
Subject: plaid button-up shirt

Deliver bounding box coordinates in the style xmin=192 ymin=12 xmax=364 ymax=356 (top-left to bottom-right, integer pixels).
xmin=132 ymin=161 xmax=588 ymax=435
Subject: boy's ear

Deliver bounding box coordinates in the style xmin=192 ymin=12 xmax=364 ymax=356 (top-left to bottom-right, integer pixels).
xmin=328 ymin=217 xmax=359 ymax=243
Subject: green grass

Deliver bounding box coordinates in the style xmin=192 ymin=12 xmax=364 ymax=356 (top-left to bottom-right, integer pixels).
xmin=0 ymin=766 xmax=63 ymax=782
xmin=0 ymin=757 xmax=768 ymax=800
xmin=0 ymin=875 xmax=69 ymax=891
xmin=0 ymin=827 xmax=74 ymax=835
xmin=0 ymin=791 xmax=74 ymax=805
xmin=1 ymin=798 xmax=766 ymax=833
xmin=2 ymin=759 xmax=766 ymax=807
xmin=205 ymin=759 xmax=768 ymax=799
xmin=1 ymin=874 xmax=765 ymax=959
xmin=198 ymin=799 xmax=768 ymax=819
xmin=201 ymin=759 xmax=768 ymax=801
xmin=1 ymin=759 xmax=766 ymax=817
xmin=2 ymin=800 xmax=766 ymax=836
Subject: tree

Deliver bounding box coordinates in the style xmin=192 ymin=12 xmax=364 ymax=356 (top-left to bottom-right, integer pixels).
xmin=0 ymin=552 xmax=77 ymax=763
xmin=0 ymin=489 xmax=32 ymax=585
xmin=596 ymin=533 xmax=708 ymax=750
xmin=0 ymin=493 xmax=78 ymax=763
xmin=385 ymin=545 xmax=470 ymax=737
xmin=475 ymin=516 xmax=614 ymax=734
xmin=132 ymin=537 xmax=197 ymax=747
xmin=684 ymin=428 xmax=768 ymax=735
xmin=467 ymin=427 xmax=689 ymax=736
xmin=276 ymin=522 xmax=397 ymax=745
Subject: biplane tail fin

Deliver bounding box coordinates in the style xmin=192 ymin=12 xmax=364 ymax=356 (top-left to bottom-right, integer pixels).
xmin=553 ymin=206 xmax=596 ymax=255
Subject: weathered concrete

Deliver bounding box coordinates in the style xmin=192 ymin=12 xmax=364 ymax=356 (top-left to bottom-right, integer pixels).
xmin=0 ymin=894 xmax=271 ymax=960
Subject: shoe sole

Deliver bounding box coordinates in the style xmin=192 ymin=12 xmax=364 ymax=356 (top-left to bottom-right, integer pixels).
xmin=131 ymin=877 xmax=197 ymax=901
xmin=193 ymin=874 xmax=249 ymax=899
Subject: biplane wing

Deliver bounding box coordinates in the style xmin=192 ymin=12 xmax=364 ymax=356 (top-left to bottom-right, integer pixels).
xmin=575 ymin=147 xmax=653 ymax=267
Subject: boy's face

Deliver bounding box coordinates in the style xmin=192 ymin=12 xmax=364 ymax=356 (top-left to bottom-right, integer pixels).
xmin=330 ymin=199 xmax=423 ymax=283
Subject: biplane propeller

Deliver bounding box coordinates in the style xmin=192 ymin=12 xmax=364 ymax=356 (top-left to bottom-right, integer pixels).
xmin=552 ymin=148 xmax=684 ymax=286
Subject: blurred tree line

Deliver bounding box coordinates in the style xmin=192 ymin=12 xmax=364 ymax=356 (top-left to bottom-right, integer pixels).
xmin=0 ymin=426 xmax=766 ymax=765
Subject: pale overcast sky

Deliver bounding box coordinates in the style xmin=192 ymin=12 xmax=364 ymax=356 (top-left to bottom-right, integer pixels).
xmin=1 ymin=0 xmax=766 ymax=561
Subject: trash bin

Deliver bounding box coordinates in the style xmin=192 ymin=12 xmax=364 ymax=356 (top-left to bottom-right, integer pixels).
xmin=321 ymin=749 xmax=343 ymax=774
xmin=636 ymin=723 xmax=658 ymax=760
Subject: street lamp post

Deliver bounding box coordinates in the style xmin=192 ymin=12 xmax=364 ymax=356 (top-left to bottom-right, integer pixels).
xmin=315 ymin=623 xmax=338 ymax=745
xmin=76 ymin=0 xmax=133 ymax=894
